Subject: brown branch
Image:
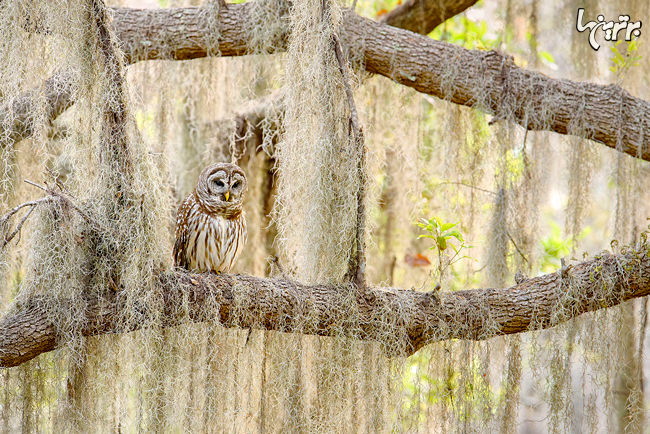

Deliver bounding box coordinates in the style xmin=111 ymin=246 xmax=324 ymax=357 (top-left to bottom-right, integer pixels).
xmin=1 ymin=246 xmax=649 ymax=368
xmin=0 ymin=72 xmax=74 ymax=148
xmin=112 ymin=4 xmax=650 ymax=161
xmin=23 ymin=180 xmax=112 ymax=237
xmin=93 ymin=0 xmax=133 ymax=178
xmin=201 ymin=90 xmax=284 ymax=160
xmin=379 ymin=0 xmax=480 ymax=34
xmin=332 ymin=32 xmax=367 ymax=288
xmin=4 ymin=2 xmax=649 ymax=161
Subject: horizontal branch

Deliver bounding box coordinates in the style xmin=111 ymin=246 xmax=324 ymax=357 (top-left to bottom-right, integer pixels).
xmin=379 ymin=0 xmax=480 ymax=34
xmin=1 ymin=246 xmax=648 ymax=368
xmin=111 ymin=3 xmax=650 ymax=161
xmin=4 ymin=2 xmax=649 ymax=161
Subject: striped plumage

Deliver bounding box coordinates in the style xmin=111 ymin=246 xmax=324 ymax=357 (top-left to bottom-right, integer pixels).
xmin=173 ymin=163 xmax=247 ymax=273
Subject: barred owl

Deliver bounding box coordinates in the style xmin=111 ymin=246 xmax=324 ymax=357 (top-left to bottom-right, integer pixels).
xmin=173 ymin=163 xmax=247 ymax=273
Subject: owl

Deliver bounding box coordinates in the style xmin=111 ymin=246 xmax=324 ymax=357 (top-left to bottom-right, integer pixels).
xmin=173 ymin=163 xmax=247 ymax=273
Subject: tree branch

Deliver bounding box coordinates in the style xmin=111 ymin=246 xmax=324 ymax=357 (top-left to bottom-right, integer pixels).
xmin=4 ymin=3 xmax=650 ymax=161
xmin=0 ymin=72 xmax=74 ymax=148
xmin=201 ymin=90 xmax=284 ymax=159
xmin=112 ymin=4 xmax=650 ymax=160
xmin=1 ymin=246 xmax=648 ymax=368
xmin=379 ymin=0 xmax=480 ymax=34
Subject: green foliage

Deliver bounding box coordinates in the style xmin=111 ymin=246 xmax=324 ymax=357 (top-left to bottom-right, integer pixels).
xmin=539 ymin=222 xmax=591 ymax=272
xmin=494 ymin=149 xmax=525 ymax=184
xmin=418 ymin=217 xmax=466 ymax=254
xmin=609 ymin=39 xmax=642 ymax=76
xmin=404 ymin=352 xmax=504 ymax=423
xmin=536 ymin=50 xmax=556 ymax=69
xmin=418 ymin=216 xmax=473 ymax=282
xmin=135 ymin=109 xmax=157 ymax=142
xmin=431 ymin=15 xmax=497 ymax=50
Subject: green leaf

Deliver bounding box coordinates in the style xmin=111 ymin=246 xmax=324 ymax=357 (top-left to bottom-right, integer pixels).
xmin=436 ymin=236 xmax=447 ymax=251
xmin=441 ymin=222 xmax=457 ymax=231
xmin=538 ymin=50 xmax=555 ymax=64
xmin=443 ymin=230 xmax=464 ymax=242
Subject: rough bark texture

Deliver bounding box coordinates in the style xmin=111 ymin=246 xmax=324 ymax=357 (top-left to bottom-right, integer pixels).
xmin=1 ymin=247 xmax=648 ymax=368
xmin=111 ymin=4 xmax=650 ymax=161
xmin=379 ymin=0 xmax=480 ymax=34
xmin=3 ymin=2 xmax=649 ymax=161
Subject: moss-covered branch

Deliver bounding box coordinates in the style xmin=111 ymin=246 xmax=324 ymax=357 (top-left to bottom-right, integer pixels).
xmin=1 ymin=246 xmax=648 ymax=368
xmin=110 ymin=4 xmax=650 ymax=161
xmin=4 ymin=2 xmax=650 ymax=161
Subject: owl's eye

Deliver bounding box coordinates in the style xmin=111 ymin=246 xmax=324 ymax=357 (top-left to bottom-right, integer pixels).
xmin=214 ymin=179 xmax=225 ymax=188
xmin=232 ymin=181 xmax=241 ymax=189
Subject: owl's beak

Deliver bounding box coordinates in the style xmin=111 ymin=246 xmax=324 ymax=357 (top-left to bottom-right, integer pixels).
xmin=224 ymin=191 xmax=230 ymax=202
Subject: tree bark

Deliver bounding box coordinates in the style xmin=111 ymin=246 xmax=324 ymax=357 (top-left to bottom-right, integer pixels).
xmin=379 ymin=0 xmax=480 ymax=34
xmin=1 ymin=247 xmax=648 ymax=368
xmin=3 ymin=2 xmax=649 ymax=161
xmin=110 ymin=4 xmax=650 ymax=161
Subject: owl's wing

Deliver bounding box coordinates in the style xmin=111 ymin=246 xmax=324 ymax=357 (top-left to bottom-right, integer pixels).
xmin=173 ymin=196 xmax=192 ymax=268
xmin=173 ymin=228 xmax=188 ymax=268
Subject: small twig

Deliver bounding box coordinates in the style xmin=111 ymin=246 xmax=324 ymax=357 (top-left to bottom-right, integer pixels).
xmin=24 ymin=179 xmax=111 ymax=237
xmin=425 ymin=283 xmax=442 ymax=305
xmin=0 ymin=198 xmax=50 ymax=227
xmin=506 ymin=230 xmax=529 ymax=266
xmin=332 ymin=34 xmax=361 ymax=138
xmin=0 ymin=198 xmax=53 ymax=249
xmin=23 ymin=179 xmax=48 ymax=192
xmin=436 ymin=181 xmax=497 ymax=195
xmin=559 ymin=257 xmax=573 ymax=279
xmin=514 ymin=270 xmax=527 ymax=284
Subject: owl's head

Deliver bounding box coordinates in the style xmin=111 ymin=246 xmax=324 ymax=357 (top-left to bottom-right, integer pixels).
xmin=195 ymin=163 xmax=247 ymax=216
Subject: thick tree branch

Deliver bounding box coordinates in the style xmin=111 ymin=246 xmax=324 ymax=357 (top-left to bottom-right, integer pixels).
xmin=379 ymin=0 xmax=480 ymax=34
xmin=3 ymin=3 xmax=649 ymax=160
xmin=346 ymin=13 xmax=650 ymax=161
xmin=1 ymin=246 xmax=648 ymax=368
xmin=111 ymin=4 xmax=650 ymax=161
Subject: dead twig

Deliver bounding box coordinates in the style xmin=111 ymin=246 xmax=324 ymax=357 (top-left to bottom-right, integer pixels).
xmin=506 ymin=230 xmax=530 ymax=266
xmin=270 ymin=255 xmax=290 ymax=281
xmin=24 ymin=179 xmax=115 ymax=239
xmin=436 ymin=181 xmax=497 ymax=195
xmin=0 ymin=197 xmax=54 ymax=249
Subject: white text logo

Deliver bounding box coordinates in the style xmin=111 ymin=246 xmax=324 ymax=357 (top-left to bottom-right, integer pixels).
xmin=576 ymin=8 xmax=642 ymax=51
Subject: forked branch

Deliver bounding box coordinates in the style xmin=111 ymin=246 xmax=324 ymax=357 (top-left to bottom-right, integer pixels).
xmin=0 ymin=198 xmax=53 ymax=250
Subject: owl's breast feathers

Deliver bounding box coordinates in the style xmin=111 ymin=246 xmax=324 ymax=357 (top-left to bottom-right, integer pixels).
xmin=173 ymin=192 xmax=247 ymax=273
